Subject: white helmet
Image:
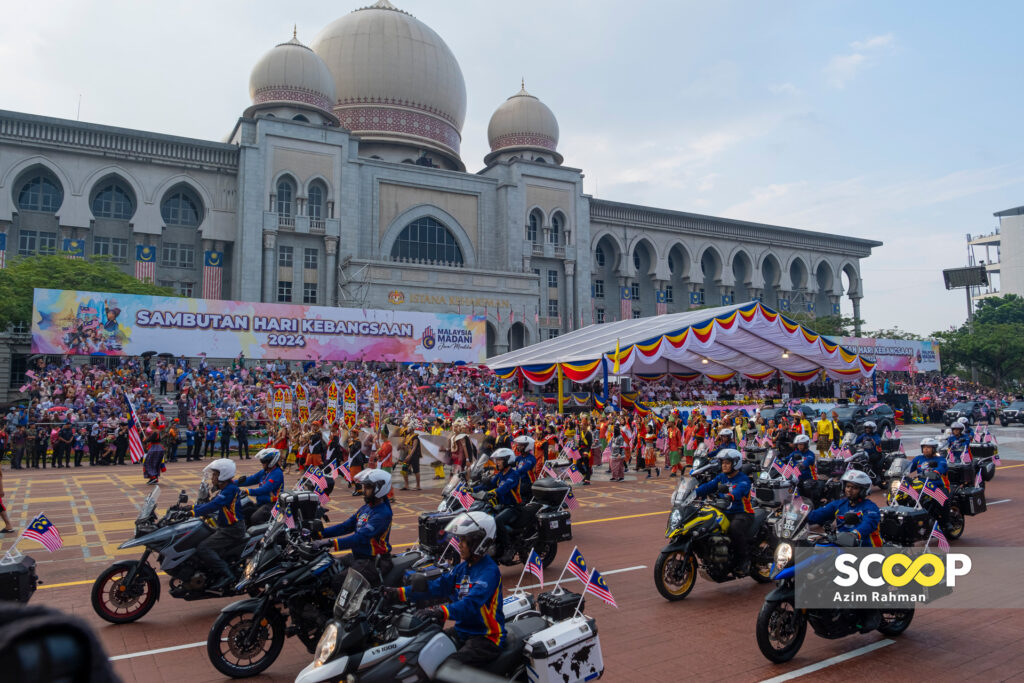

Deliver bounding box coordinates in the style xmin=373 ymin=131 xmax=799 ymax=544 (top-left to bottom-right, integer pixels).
xmin=920 ymin=437 xmax=939 ymax=448
xmin=793 ymin=434 xmax=811 ymax=445
xmin=256 ymin=448 xmax=281 ymax=468
xmin=863 ymin=421 xmax=876 ymax=430
xmin=203 ymin=458 xmax=236 ymax=481
xmin=491 ymin=447 xmax=516 ymax=467
xmin=444 ymin=511 xmax=496 ymax=556
xmin=840 ymin=468 xmax=872 ymax=491
xmin=957 ymin=416 xmax=970 ymax=425
xmin=715 ymin=448 xmax=743 ymax=466
xmin=354 ymin=468 xmax=392 ymax=499
xmin=719 ymin=428 xmax=734 ymax=438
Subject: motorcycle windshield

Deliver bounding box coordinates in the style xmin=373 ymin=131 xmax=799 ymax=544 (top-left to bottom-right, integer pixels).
xmin=885 ymin=457 xmax=908 ymax=478
xmin=441 ymin=475 xmax=461 ymax=498
xmin=470 ymin=454 xmax=493 ymax=479
xmin=776 ymin=499 xmax=812 ymax=540
xmin=759 ymin=452 xmax=776 ymax=480
xmin=137 ymin=486 xmax=160 ymax=521
xmin=671 ymin=478 xmax=697 ymax=506
xmin=334 ymin=570 xmax=371 ymax=620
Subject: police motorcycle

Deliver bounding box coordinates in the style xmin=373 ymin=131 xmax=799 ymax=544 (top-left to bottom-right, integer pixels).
xmin=688 ymin=442 xmax=717 ymax=484
xmin=91 ymin=483 xmax=263 ymax=623
xmin=296 ymin=568 xmax=604 ymax=683
xmin=756 ymin=497 xmax=914 ymax=663
xmin=654 ymin=474 xmax=775 ymax=601
xmin=418 ymin=453 xmax=572 ymax=569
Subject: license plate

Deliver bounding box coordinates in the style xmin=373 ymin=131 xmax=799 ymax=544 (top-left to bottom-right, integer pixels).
xmin=550 ymin=521 xmax=560 ymax=529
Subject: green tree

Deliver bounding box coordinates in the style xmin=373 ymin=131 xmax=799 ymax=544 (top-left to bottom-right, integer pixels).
xmin=973 ymin=294 xmax=1024 ymax=326
xmin=786 ymin=313 xmax=862 ymax=338
xmin=0 ymin=255 xmax=175 ymax=329
xmin=931 ymin=295 xmax=1024 ymax=386
xmin=861 ymin=327 xmax=923 ymax=341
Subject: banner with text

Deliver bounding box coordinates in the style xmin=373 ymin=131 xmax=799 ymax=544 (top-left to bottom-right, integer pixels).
xmin=31 ymin=288 xmax=486 ymax=363
xmin=839 ymin=337 xmax=941 ymax=373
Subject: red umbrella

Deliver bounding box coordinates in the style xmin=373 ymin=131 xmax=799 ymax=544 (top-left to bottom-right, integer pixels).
xmin=524 ymin=401 xmax=537 ymax=407
xmin=500 ymin=391 xmax=514 ymax=400
xmin=492 ymin=404 xmax=509 ymax=413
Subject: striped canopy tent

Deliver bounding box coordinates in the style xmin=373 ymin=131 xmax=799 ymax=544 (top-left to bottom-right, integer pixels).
xmin=487 ymin=301 xmax=875 ymax=389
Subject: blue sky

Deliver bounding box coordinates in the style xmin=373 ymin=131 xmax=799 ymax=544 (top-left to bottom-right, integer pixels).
xmin=3 ymin=1 xmax=1020 ymax=335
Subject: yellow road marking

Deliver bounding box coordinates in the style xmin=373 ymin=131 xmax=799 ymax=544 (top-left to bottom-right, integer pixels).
xmin=999 ymin=463 xmax=1024 ymax=470
xmin=23 ymin=496 xmax=73 ymax=503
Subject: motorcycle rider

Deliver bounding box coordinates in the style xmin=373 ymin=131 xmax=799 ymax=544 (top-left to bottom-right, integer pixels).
xmin=908 ymin=437 xmax=952 ymax=531
xmin=806 ymin=469 xmax=882 ymax=546
xmin=694 ymin=449 xmax=753 ymax=576
xmin=709 ymin=428 xmax=738 ymax=457
xmin=178 ymin=458 xmax=245 ymax=591
xmin=785 ymin=434 xmax=819 ymax=503
xmin=314 ymin=469 xmax=394 ymax=584
xmin=853 ymin=420 xmax=883 ymax=477
xmin=947 ymin=423 xmax=971 ymax=463
xmin=512 ymin=438 xmax=537 ymax=495
xmin=956 ymin=416 xmax=976 ymax=442
xmin=474 ymin=448 xmax=523 ymax=562
xmin=237 ymin=448 xmax=284 ymax=525
xmin=387 ymin=511 xmax=506 ymax=667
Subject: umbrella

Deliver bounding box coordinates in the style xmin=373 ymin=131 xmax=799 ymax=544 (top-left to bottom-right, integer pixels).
xmin=524 ymin=401 xmax=537 ymax=407
xmin=492 ymin=404 xmax=509 ymax=413
xmin=48 ymin=406 xmax=70 ymax=412
xmin=500 ymin=391 xmax=514 ymax=400
xmin=141 ymin=351 xmax=158 ymax=357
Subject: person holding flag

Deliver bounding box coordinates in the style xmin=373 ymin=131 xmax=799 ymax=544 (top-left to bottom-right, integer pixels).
xmin=946 ymin=422 xmax=970 ymax=463
xmin=384 ymin=511 xmax=506 ymax=667
xmin=908 ymin=437 xmax=953 ymax=533
xmin=237 ymin=448 xmax=284 ymax=524
xmin=314 ymin=469 xmax=394 ymax=584
xmin=472 ymin=448 xmax=523 ymax=564
xmin=174 ymin=458 xmax=245 ymax=591
xmin=783 ymin=434 xmax=819 ymax=505
xmin=806 ymin=470 xmax=882 ymax=547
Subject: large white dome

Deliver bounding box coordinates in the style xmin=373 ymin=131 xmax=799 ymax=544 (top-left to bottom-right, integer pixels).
xmin=486 ymin=83 xmax=561 ymax=164
xmin=311 ymin=0 xmax=467 ymax=166
xmin=249 ymin=33 xmax=336 ymax=114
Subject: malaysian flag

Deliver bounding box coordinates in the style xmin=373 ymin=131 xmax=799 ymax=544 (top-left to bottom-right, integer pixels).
xmin=892 ymin=427 xmax=902 ymax=439
xmin=975 ymin=469 xmax=984 ymax=487
xmin=565 ymin=464 xmax=584 ymax=484
xmin=565 ymin=443 xmax=581 ymax=461
xmin=124 ymin=388 xmax=146 ymax=463
xmin=305 ymin=466 xmax=328 ymax=490
xmin=583 ymin=568 xmax=618 ymax=608
xmin=922 ymin=482 xmax=948 ymax=505
xmin=882 ymin=427 xmax=892 ymax=439
xmin=541 ymin=463 xmax=558 ymax=479
xmin=452 ymin=485 xmax=474 ymax=510
xmin=565 ymin=546 xmax=589 ymax=583
xmin=337 ymin=461 xmax=353 ymax=483
xmin=525 ymin=548 xmax=544 ymax=581
xmin=0 ymin=233 xmax=6 ymax=269
xmin=135 ymin=244 xmax=156 ymax=283
xmin=771 ymin=459 xmax=787 ymax=478
xmin=897 ymin=480 xmax=920 ymax=502
xmin=563 ymin=489 xmax=580 ymax=510
xmin=202 ymin=251 xmax=223 ymax=299
xmin=23 ymin=514 xmax=63 ymax=552
xmin=655 ymin=289 xmax=667 ymax=316
xmin=620 ymin=286 xmax=632 ymax=321
xmin=929 ymin=522 xmax=950 ymax=552
xmin=283 ymin=506 xmax=296 ymax=529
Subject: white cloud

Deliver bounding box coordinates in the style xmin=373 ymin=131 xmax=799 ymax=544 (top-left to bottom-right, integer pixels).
xmin=852 ymin=33 xmax=895 ymax=51
xmin=824 ymin=33 xmax=895 ymax=88
xmin=769 ymin=82 xmax=800 ymax=96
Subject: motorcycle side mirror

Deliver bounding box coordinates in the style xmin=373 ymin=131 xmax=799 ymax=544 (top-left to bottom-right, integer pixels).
xmin=178 ymin=491 xmax=188 ymax=504
xmin=410 ymin=572 xmax=429 ymax=593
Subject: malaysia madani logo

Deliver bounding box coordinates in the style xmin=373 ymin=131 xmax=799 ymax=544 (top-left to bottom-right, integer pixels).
xmin=420 ymin=326 xmax=436 ymax=350
xmin=388 ymin=290 xmax=405 ymax=305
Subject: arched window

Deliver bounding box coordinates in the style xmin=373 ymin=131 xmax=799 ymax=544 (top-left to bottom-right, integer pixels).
xmin=276 ymin=177 xmax=295 ymax=216
xmin=308 ymin=182 xmax=326 ymax=220
xmin=633 ymin=250 xmax=642 ymax=271
xmin=160 ymin=187 xmax=202 ymax=227
xmin=16 ymin=170 xmax=63 ymax=213
xmin=595 ymin=245 xmax=605 ymax=267
xmin=527 ymin=211 xmax=540 ymax=243
xmin=668 ymin=254 xmax=676 ymax=274
xmin=91 ymin=180 xmax=135 ymax=220
xmin=391 ymin=217 xmax=463 ymax=266
xmin=550 ymin=213 xmax=563 ymax=244
xmin=292 ymin=114 xmax=309 ymax=123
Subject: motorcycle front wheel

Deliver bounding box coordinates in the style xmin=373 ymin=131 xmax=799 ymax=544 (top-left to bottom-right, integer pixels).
xmin=91 ymin=562 xmax=160 ymax=624
xmin=947 ymin=507 xmax=965 ymax=540
xmin=755 ymin=599 xmax=806 ymax=663
xmin=536 ymin=541 xmax=558 ymax=569
xmin=750 ymin=539 xmax=774 ymax=584
xmin=877 ymin=609 xmax=914 ymax=636
xmin=654 ymin=550 xmax=697 ymax=601
xmin=207 ymin=607 xmax=286 ymax=678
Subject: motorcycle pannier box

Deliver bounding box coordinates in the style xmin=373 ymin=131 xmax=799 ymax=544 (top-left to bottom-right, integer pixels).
xmin=879 ymin=438 xmax=901 ymax=453
xmin=532 ymin=477 xmax=570 ymax=506
xmin=879 ymin=505 xmax=931 ymax=545
xmin=538 ymin=589 xmax=584 ymax=621
xmin=815 ymin=458 xmax=845 ymax=478
xmin=538 ymin=509 xmax=573 ymax=543
xmin=418 ymin=511 xmax=458 ymax=551
xmin=968 ymin=444 xmax=995 ymax=460
xmin=755 ymin=479 xmax=790 ymax=505
xmin=946 ymin=462 xmax=976 ymax=487
xmin=279 ymin=490 xmax=320 ymax=524
xmin=524 ymin=615 xmax=604 ymax=683
xmin=0 ymin=556 xmax=38 ymax=603
xmin=957 ymin=486 xmax=987 ymax=516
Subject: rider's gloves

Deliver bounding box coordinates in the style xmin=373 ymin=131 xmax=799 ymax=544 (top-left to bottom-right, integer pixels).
xmin=415 ymin=607 xmax=446 ymax=623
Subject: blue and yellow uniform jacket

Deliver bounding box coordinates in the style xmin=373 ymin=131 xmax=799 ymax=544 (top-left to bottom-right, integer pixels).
xmin=854 ymin=433 xmax=881 ymax=454
xmin=399 ymin=554 xmax=506 ymax=646
xmin=784 ymin=449 xmax=817 ymax=482
xmin=908 ymin=454 xmax=949 ymax=489
xmin=238 ymin=466 xmax=284 ymax=506
xmin=190 ymin=481 xmax=243 ymax=527
xmin=695 ymin=470 xmax=753 ymax=514
xmin=322 ymin=499 xmax=393 ymax=557
xmin=477 ymin=468 xmax=522 ymax=505
xmin=807 ymin=497 xmax=882 ymax=547
xmin=946 ymin=435 xmax=971 ymax=462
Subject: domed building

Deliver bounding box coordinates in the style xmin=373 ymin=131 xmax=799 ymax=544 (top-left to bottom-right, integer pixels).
xmin=0 ymin=1 xmax=879 ymax=392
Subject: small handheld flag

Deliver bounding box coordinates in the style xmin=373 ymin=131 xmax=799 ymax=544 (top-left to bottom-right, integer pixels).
xmin=922 ymin=482 xmax=948 ymax=506
xmin=584 ymin=568 xmax=618 ymax=608
xmin=929 ymin=521 xmax=950 ymax=552
xmin=565 ymin=546 xmax=589 ymax=583
xmin=525 ymin=548 xmax=544 ymax=581
xmin=23 ymin=514 xmax=63 ymax=552
xmin=565 ymin=464 xmax=584 ymax=484
xmin=563 ymin=489 xmax=580 ymax=511
xmin=897 ymin=481 xmax=920 ymax=502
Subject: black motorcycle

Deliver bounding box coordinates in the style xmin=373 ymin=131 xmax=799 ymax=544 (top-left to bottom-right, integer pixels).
xmin=654 ymin=477 xmax=775 ymax=601
xmin=756 ymin=497 xmax=914 ymax=662
xmin=91 ymin=485 xmax=264 ymax=624
xmin=417 ymin=455 xmax=572 ymax=569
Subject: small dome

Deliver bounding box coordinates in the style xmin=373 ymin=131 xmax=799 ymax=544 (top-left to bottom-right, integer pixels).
xmin=249 ymin=31 xmax=336 ymax=114
xmin=311 ymin=0 xmax=467 ymax=168
xmin=486 ymin=83 xmax=561 ymax=164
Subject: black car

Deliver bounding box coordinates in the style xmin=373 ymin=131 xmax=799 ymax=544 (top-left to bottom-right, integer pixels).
xmin=943 ymin=401 xmax=993 ymax=426
xmin=832 ymin=403 xmax=896 ymax=436
xmin=759 ymin=404 xmax=822 ymax=423
xmin=1000 ymin=401 xmax=1024 ymax=427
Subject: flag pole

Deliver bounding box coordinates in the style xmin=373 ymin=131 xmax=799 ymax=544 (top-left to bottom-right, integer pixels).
xmin=513 ymin=555 xmax=530 ymax=593
xmin=573 ymin=568 xmax=594 ymax=618
xmin=552 ymin=544 xmax=578 ymax=592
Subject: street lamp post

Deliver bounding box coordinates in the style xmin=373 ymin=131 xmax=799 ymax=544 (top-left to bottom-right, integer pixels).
xmin=942 ymin=265 xmax=988 ymax=382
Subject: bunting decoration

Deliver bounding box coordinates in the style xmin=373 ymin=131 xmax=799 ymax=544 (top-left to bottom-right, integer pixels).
xmin=342 ymin=381 xmax=358 ymax=429
xmin=326 ymin=380 xmax=339 ymax=425
xmin=295 ymin=383 xmax=310 ymax=423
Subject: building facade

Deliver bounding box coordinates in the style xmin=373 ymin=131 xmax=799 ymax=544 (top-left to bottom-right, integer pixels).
xmin=0 ymin=0 xmax=880 ymax=395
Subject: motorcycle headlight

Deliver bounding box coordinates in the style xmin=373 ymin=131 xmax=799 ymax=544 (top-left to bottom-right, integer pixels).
xmin=242 ymin=557 xmax=257 ymax=581
xmin=774 ymin=542 xmax=793 ymax=569
xmin=889 ymin=480 xmax=900 ymax=496
xmin=668 ymin=509 xmax=682 ymax=530
xmin=314 ymin=622 xmax=338 ymax=668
